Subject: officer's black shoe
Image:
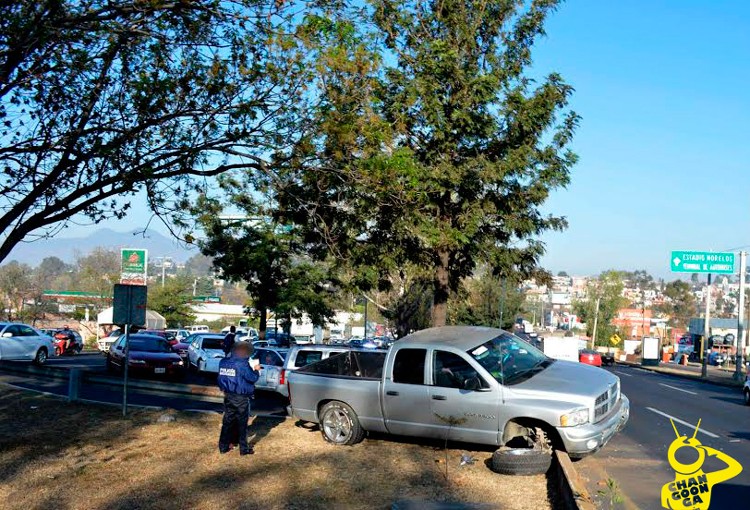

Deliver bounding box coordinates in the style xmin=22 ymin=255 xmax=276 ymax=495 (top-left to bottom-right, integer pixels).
xmin=240 ymin=447 xmax=255 ymax=456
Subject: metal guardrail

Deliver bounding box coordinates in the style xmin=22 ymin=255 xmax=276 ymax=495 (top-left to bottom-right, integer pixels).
xmin=0 ymin=361 xmax=224 ymax=402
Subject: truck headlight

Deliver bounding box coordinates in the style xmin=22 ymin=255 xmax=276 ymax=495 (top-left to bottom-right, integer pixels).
xmin=172 ymin=360 xmax=184 ymax=366
xmin=560 ymin=408 xmax=589 ymax=427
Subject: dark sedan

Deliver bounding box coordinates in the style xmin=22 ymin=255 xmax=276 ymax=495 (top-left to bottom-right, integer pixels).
xmin=601 ymin=351 xmax=616 ymax=366
xmin=106 ymin=334 xmax=185 ymax=378
xmin=140 ymin=329 xmax=190 ymax=367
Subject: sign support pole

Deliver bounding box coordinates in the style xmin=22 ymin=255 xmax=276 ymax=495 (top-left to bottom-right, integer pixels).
xmin=122 ymin=322 xmax=130 ymax=417
xmin=591 ymin=296 xmax=601 ymax=350
xmin=735 ymin=252 xmax=747 ymax=381
xmin=702 ymin=274 xmax=711 ymax=379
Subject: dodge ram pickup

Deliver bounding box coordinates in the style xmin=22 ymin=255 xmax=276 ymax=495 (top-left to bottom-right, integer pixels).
xmin=287 ymin=326 xmax=629 ymax=458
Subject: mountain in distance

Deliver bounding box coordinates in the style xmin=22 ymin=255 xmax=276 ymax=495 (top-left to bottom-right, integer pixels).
xmin=6 ymin=228 xmax=197 ymax=265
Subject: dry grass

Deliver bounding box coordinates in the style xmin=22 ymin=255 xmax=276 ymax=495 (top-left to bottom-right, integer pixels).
xmin=0 ymin=388 xmax=551 ymax=509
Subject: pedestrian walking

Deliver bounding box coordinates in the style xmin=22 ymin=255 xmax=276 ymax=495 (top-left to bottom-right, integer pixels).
xmin=222 ymin=325 xmax=237 ymax=357
xmin=217 ymin=341 xmax=260 ymax=455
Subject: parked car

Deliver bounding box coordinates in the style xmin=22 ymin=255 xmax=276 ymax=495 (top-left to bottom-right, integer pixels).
xmin=743 ymin=375 xmax=750 ymax=405
xmin=252 ymin=340 xmax=269 ymax=349
xmin=106 ymin=334 xmax=185 ymax=378
xmin=251 ymin=347 xmax=289 ymax=392
xmin=266 ymin=332 xmax=294 ymax=348
xmin=275 ymin=345 xmax=350 ymax=398
xmin=349 ymin=338 xmax=378 ymax=349
xmin=189 ymin=325 xmax=210 ymax=333
xmin=166 ymin=329 xmax=190 ymax=342
xmin=97 ymin=329 xmax=122 ymax=353
xmin=600 ymin=351 xmax=615 ymax=366
xmin=186 ymin=333 xmax=227 ymax=374
xmin=579 ymin=349 xmax=602 ymax=367
xmin=140 ymin=330 xmax=190 ymax=368
xmin=288 ymin=326 xmax=629 ymax=459
xmin=0 ymin=323 xmax=56 ymax=364
xmin=709 ymin=351 xmax=726 ymax=366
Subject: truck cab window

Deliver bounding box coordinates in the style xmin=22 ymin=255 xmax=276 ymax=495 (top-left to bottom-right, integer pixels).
xmin=392 ymin=348 xmax=426 ymax=385
xmin=433 ymin=351 xmax=486 ymax=389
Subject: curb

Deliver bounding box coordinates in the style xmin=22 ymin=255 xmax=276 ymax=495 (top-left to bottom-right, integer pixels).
xmin=617 ymin=361 xmax=744 ymax=388
xmin=552 ymin=451 xmax=596 ymax=510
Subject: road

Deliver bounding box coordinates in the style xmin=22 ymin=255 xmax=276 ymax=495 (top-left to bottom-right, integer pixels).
xmin=579 ymin=364 xmax=750 ymax=509
xmin=0 ymin=353 xmax=288 ymax=416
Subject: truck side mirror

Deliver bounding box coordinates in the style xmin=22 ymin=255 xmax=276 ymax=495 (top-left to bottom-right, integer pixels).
xmin=463 ymin=376 xmax=489 ymax=391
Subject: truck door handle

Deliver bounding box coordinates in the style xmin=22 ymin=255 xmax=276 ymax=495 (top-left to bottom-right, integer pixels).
xmin=386 ymin=391 xmax=399 ymax=396
xmin=432 ymin=395 xmax=447 ymax=401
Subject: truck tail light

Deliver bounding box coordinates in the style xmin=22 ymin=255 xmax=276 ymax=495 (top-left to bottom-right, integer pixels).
xmin=279 ymin=369 xmax=286 ymax=386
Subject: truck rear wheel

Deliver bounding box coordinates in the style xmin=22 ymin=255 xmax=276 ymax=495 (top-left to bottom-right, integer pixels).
xmin=319 ymin=401 xmax=365 ymax=446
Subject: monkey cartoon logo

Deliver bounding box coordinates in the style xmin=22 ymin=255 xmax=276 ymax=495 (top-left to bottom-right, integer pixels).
xmin=661 ymin=419 xmax=742 ymax=509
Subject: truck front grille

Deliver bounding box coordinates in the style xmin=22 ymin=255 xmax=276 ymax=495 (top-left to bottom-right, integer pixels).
xmin=594 ymin=380 xmax=620 ymax=422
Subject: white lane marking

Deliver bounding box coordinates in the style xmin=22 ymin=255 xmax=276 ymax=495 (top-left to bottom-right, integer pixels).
xmin=659 ymin=383 xmax=697 ymax=395
xmin=614 ymin=371 xmax=633 ymax=377
xmin=646 ymin=407 xmax=719 ymax=438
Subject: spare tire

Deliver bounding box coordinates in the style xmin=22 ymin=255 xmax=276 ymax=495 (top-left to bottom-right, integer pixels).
xmin=491 ymin=447 xmax=552 ymax=475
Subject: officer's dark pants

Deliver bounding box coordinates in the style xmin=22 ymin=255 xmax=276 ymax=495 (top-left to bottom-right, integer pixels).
xmin=219 ymin=393 xmax=250 ymax=453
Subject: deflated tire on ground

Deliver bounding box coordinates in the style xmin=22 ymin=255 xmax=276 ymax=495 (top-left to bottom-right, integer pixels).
xmin=490 ymin=447 xmax=552 ymax=476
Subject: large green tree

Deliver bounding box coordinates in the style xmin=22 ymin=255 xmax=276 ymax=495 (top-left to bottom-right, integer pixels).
xmin=574 ymin=270 xmax=628 ymax=346
xmin=0 ymin=0 xmax=309 ymax=263
xmin=655 ymin=280 xmax=697 ymax=329
xmin=197 ymin=196 xmax=338 ymax=339
xmin=276 ymin=0 xmax=577 ymax=327
xmin=148 ymin=276 xmax=197 ymax=328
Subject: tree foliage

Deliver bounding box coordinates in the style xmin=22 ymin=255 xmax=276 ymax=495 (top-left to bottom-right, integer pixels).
xmin=655 ymin=280 xmax=697 ymax=329
xmin=0 ymin=0 xmax=309 ymax=263
xmin=148 ymin=276 xmax=196 ymax=328
xmin=275 ymin=0 xmax=577 ymax=327
xmin=573 ymin=270 xmax=628 ymax=346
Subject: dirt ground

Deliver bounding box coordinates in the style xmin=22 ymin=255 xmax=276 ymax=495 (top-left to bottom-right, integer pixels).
xmin=0 ymin=388 xmax=553 ymax=509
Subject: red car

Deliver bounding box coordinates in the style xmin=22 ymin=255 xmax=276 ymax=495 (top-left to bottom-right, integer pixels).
xmin=140 ymin=329 xmax=189 ymax=367
xmin=579 ymin=349 xmax=602 ymax=367
xmin=106 ymin=334 xmax=185 ymax=378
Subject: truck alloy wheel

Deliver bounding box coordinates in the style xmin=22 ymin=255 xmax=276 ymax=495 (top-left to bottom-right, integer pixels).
xmin=491 ymin=447 xmax=552 ymax=476
xmin=319 ymin=401 xmax=365 ymax=446
xmin=744 ymin=389 xmax=750 ymax=406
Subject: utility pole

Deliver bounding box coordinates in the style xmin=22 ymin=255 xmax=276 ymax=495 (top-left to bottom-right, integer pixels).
xmin=702 ymin=274 xmax=712 ymax=379
xmin=735 ymin=251 xmax=747 ymax=381
xmin=363 ymin=295 xmax=368 ymax=338
xmin=591 ymin=296 xmax=601 ymax=350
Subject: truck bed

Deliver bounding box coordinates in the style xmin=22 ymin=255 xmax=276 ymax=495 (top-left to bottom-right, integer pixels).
xmin=288 ymin=351 xmax=389 ymax=433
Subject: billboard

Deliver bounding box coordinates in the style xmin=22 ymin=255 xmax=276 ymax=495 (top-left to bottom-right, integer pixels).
xmin=120 ymin=248 xmax=148 ymax=285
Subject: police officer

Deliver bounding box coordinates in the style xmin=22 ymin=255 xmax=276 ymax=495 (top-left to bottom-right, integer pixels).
xmin=217 ymin=341 xmax=260 ymax=455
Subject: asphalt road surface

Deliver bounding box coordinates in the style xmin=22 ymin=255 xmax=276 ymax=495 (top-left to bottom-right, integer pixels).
xmin=579 ymin=364 xmax=750 ymax=509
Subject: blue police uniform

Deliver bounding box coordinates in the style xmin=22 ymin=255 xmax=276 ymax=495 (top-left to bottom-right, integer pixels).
xmin=217 ymin=351 xmax=259 ymax=454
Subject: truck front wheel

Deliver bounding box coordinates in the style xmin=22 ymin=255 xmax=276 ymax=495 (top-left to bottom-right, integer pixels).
xmin=319 ymin=401 xmax=365 ymax=446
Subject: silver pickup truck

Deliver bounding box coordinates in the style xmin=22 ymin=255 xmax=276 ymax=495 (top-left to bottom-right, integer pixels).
xmin=287 ymin=326 xmax=629 ymax=458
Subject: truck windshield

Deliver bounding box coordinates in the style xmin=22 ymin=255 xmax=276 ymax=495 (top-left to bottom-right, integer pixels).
xmin=468 ymin=332 xmax=553 ymax=386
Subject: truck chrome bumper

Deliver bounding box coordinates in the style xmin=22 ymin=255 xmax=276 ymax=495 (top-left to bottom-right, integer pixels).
xmin=557 ymin=394 xmax=630 ymax=458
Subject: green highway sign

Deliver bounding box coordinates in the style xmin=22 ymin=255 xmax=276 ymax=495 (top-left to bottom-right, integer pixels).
xmin=670 ymin=250 xmax=735 ymax=274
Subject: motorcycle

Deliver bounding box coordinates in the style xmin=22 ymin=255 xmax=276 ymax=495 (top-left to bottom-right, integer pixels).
xmin=53 ymin=330 xmax=82 ymax=356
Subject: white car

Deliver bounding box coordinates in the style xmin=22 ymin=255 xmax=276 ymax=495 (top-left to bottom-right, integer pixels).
xmin=0 ymin=323 xmax=56 ymax=364
xmin=744 ymin=375 xmax=750 ymax=406
xmin=251 ymin=347 xmax=289 ymax=392
xmin=166 ymin=329 xmax=190 ymax=342
xmin=275 ymin=345 xmax=349 ymax=398
xmin=97 ymin=329 xmax=122 ymax=353
xmin=186 ymin=333 xmax=226 ymax=374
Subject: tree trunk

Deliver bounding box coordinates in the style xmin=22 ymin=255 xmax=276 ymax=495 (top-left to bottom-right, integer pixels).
xmin=259 ymin=309 xmax=267 ymax=339
xmin=432 ymin=248 xmax=450 ymax=327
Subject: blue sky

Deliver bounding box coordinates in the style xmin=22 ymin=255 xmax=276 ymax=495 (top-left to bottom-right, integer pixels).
xmin=62 ymin=0 xmax=750 ymax=278
xmin=534 ymin=0 xmax=750 ymax=277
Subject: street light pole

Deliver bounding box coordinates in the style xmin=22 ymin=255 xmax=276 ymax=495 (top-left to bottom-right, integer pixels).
xmin=702 ymin=274 xmax=712 ymax=379
xmin=591 ymin=296 xmax=601 ymax=350
xmin=735 ymin=251 xmax=747 ymax=381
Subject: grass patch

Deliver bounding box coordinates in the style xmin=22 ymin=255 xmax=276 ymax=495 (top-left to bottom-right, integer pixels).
xmin=0 ymin=388 xmax=550 ymax=509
